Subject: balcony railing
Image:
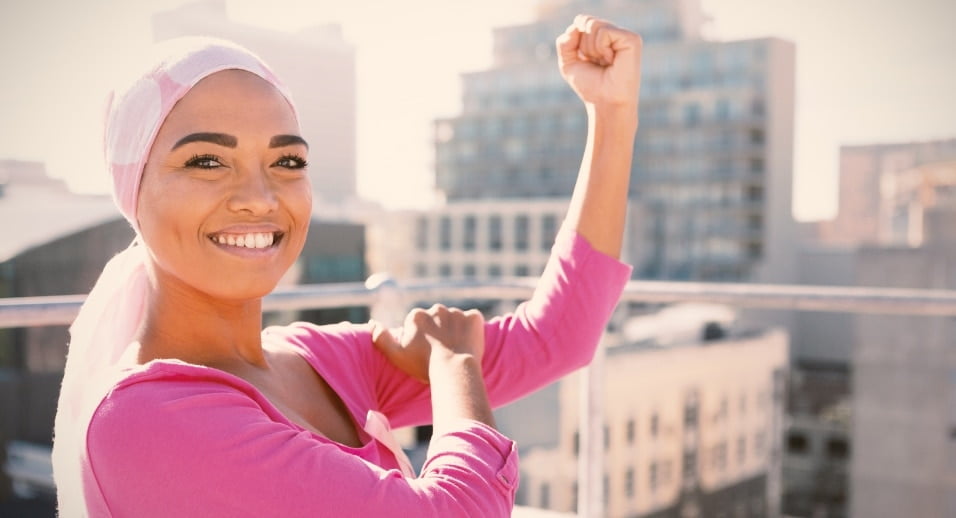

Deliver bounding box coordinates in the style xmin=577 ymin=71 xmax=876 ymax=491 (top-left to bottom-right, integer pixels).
xmin=3 ymin=277 xmax=956 ymax=517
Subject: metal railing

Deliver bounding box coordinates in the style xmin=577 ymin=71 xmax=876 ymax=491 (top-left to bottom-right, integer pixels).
xmin=3 ymin=277 xmax=956 ymax=517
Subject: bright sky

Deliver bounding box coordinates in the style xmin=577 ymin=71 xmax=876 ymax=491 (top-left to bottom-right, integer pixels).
xmin=1 ymin=0 xmax=954 ymax=221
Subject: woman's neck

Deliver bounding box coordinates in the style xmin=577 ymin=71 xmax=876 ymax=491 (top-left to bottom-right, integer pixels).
xmin=135 ymin=276 xmax=269 ymax=370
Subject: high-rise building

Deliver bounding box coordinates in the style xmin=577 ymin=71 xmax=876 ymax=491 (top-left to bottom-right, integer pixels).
xmin=433 ymin=0 xmax=795 ymax=283
xmin=152 ymin=0 xmax=358 ymax=206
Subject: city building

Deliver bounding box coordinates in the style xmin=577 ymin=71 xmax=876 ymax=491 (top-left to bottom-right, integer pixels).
xmin=433 ymin=0 xmax=796 ymax=284
xmin=784 ymin=138 xmax=956 ymax=518
xmin=518 ymin=311 xmax=788 ymax=517
xmin=152 ymin=0 xmax=358 ymax=206
xmin=392 ymin=199 xmax=647 ymax=282
xmin=849 ymin=205 xmax=956 ymax=518
xmin=816 ymin=138 xmax=956 ymax=247
xmin=879 ymin=159 xmax=956 ymax=247
xmin=782 ymin=370 xmax=850 ymax=517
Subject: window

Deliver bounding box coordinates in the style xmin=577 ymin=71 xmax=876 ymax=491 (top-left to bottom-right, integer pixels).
xmin=541 ymin=214 xmax=558 ymax=251
xmin=685 ymin=403 xmax=699 ymax=428
xmin=540 ymin=483 xmax=551 ymax=508
xmin=683 ymin=452 xmax=697 ymax=480
xmin=713 ymin=442 xmax=727 ymax=470
xmin=650 ymin=413 xmax=659 ymax=437
xmin=439 ymin=216 xmax=452 ymax=250
xmin=715 ymin=99 xmax=730 ymax=121
xmin=737 ymin=436 xmax=747 ymax=465
xmin=755 ymin=430 xmax=766 ymax=456
xmin=463 ymin=264 xmax=476 ymax=278
xmin=488 ymin=264 xmax=502 ymax=278
xmin=787 ymin=432 xmax=809 ymax=455
xmin=827 ymin=437 xmax=849 ymax=459
xmin=572 ymin=430 xmax=580 ymax=456
xmin=515 ymin=264 xmax=530 ymax=277
xmin=416 ymin=217 xmax=428 ymax=250
xmin=438 ymin=264 xmax=452 ymax=278
xmin=649 ymin=462 xmax=658 ymax=491
xmin=414 ymin=263 xmax=427 ymax=277
xmin=515 ymin=214 xmax=530 ymax=251
xmin=684 ymin=103 xmax=700 ymax=126
xmin=625 ymin=468 xmax=635 ymax=498
xmin=626 ymin=419 xmax=636 ymax=445
xmin=488 ymin=215 xmax=502 ymax=251
xmin=463 ymin=215 xmax=476 ymax=251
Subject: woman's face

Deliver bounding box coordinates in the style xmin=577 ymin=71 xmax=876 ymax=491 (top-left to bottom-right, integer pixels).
xmin=137 ymin=69 xmax=311 ymax=301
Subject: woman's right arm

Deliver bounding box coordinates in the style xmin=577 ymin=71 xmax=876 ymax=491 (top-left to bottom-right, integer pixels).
xmin=373 ymin=304 xmax=496 ymax=437
xmin=86 ymin=372 xmax=516 ymax=517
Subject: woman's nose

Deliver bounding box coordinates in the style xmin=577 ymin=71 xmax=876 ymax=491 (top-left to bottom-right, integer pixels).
xmin=227 ymin=167 xmax=279 ymax=215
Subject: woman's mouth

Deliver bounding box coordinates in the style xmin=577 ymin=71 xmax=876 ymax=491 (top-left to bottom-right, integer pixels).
xmin=208 ymin=232 xmax=283 ymax=249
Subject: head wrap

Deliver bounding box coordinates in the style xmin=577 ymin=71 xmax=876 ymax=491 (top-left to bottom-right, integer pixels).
xmin=52 ymin=37 xmax=296 ymax=516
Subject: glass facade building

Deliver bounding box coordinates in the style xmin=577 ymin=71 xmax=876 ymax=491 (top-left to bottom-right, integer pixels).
xmin=434 ymin=0 xmax=795 ymax=282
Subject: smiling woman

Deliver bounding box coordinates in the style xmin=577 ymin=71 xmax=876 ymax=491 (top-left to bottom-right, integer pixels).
xmin=52 ymin=16 xmax=640 ymax=518
xmin=136 ymin=70 xmax=311 ymax=305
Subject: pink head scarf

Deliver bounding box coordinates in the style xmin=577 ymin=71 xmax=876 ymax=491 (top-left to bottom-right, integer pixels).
xmin=52 ymin=37 xmax=296 ymax=516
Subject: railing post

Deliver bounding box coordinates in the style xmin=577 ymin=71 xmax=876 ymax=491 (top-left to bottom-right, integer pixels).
xmin=365 ymin=273 xmax=407 ymax=328
xmin=578 ymin=333 xmax=606 ymax=517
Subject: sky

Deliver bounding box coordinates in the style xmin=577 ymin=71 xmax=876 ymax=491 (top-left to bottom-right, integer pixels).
xmin=1 ymin=0 xmax=954 ymax=221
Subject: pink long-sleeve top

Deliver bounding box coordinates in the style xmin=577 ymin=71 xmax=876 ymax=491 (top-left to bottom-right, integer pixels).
xmin=83 ymin=231 xmax=632 ymax=517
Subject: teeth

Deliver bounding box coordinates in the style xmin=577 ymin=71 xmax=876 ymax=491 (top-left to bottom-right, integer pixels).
xmin=212 ymin=232 xmax=277 ymax=249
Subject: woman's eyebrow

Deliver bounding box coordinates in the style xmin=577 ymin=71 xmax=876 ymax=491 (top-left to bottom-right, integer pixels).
xmin=270 ymin=134 xmax=309 ymax=149
xmin=171 ymin=132 xmax=237 ymax=150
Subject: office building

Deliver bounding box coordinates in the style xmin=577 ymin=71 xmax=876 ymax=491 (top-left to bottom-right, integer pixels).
xmin=433 ymin=0 xmax=796 ymax=283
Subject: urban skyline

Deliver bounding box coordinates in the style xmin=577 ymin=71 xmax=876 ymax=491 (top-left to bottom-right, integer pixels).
xmin=1 ymin=0 xmax=955 ymax=221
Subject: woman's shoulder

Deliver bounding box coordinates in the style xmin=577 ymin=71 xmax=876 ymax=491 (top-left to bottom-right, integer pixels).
xmin=87 ymin=360 xmax=278 ymax=453
xmin=96 ymin=361 xmax=259 ymax=418
xmin=263 ymin=320 xmax=373 ymax=359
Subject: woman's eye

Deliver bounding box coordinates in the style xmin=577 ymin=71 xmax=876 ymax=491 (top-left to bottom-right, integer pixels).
xmin=184 ymin=154 xmax=223 ymax=169
xmin=274 ymin=154 xmax=308 ymax=169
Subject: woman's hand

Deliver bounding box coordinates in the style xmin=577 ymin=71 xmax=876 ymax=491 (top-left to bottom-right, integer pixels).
xmin=557 ymin=15 xmax=643 ymax=109
xmin=371 ymin=304 xmax=485 ymax=384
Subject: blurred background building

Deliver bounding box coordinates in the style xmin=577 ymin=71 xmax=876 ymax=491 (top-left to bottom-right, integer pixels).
xmin=787 ymin=137 xmax=956 ymax=517
xmin=519 ymin=311 xmax=788 ymax=518
xmin=428 ymin=0 xmax=795 ymax=285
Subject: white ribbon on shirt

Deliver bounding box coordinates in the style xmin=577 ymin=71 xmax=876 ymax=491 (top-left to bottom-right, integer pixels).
xmin=363 ymin=410 xmax=415 ymax=478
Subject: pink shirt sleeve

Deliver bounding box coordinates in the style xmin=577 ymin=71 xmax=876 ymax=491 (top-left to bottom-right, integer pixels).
xmin=371 ymin=230 xmax=633 ymax=427
xmin=86 ymin=375 xmax=518 ymax=517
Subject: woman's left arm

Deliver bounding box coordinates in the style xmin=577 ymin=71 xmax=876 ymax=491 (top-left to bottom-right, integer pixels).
xmin=371 ymin=17 xmax=641 ymax=425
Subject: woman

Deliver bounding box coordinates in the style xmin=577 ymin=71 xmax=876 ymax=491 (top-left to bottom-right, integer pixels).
xmin=52 ymin=15 xmax=641 ymax=517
